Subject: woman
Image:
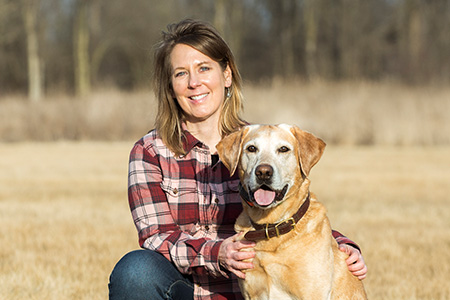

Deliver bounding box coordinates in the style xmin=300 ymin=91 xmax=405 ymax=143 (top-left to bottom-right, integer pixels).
xmin=108 ymin=19 xmax=367 ymax=300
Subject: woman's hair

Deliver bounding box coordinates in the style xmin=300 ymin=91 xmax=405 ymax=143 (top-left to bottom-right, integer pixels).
xmin=153 ymin=19 xmax=246 ymax=156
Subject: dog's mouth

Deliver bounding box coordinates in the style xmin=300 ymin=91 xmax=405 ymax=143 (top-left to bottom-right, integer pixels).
xmin=250 ymin=184 xmax=288 ymax=207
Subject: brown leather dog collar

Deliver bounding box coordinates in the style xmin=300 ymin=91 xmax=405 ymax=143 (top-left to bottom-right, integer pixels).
xmin=243 ymin=192 xmax=311 ymax=241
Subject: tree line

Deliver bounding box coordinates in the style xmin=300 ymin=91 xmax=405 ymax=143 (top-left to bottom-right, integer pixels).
xmin=1 ymin=0 xmax=449 ymax=101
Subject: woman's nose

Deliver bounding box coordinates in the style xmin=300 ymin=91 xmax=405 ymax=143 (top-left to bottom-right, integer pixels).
xmin=188 ymin=73 xmax=201 ymax=89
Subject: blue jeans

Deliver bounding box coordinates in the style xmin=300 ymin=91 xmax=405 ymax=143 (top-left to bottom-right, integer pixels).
xmin=108 ymin=250 xmax=194 ymax=300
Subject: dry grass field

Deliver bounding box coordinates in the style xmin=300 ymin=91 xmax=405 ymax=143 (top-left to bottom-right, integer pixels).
xmin=1 ymin=82 xmax=449 ymax=299
xmin=0 ymin=142 xmax=449 ymax=299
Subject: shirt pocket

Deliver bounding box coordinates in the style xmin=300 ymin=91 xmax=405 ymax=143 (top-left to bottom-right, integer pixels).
xmin=160 ymin=178 xmax=199 ymax=225
xmin=212 ymin=179 xmax=242 ymax=226
xmin=226 ymin=180 xmax=240 ymax=195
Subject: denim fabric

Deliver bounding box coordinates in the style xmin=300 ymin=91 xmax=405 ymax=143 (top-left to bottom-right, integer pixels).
xmin=109 ymin=250 xmax=194 ymax=300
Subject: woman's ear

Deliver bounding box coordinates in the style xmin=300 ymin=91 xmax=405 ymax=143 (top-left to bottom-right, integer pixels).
xmin=224 ymin=64 xmax=232 ymax=88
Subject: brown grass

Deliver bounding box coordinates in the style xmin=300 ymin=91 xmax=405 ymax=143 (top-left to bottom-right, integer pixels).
xmin=0 ymin=142 xmax=137 ymax=299
xmin=1 ymin=81 xmax=450 ymax=145
xmin=243 ymin=80 xmax=450 ymax=146
xmin=1 ymin=142 xmax=449 ymax=299
xmin=0 ymin=90 xmax=156 ymax=142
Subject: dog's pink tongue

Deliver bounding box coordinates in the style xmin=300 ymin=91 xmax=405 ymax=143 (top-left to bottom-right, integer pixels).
xmin=254 ymin=189 xmax=276 ymax=206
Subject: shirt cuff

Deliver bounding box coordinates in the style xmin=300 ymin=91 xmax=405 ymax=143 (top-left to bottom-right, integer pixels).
xmin=332 ymin=230 xmax=361 ymax=252
xmin=206 ymin=240 xmax=229 ymax=278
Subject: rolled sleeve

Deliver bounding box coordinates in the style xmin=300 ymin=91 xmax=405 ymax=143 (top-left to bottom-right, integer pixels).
xmin=332 ymin=230 xmax=361 ymax=252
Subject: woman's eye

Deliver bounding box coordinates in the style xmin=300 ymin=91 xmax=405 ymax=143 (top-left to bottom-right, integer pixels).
xmin=200 ymin=66 xmax=210 ymax=72
xmin=174 ymin=71 xmax=186 ymax=78
xmin=247 ymin=145 xmax=257 ymax=153
xmin=278 ymin=146 xmax=290 ymax=153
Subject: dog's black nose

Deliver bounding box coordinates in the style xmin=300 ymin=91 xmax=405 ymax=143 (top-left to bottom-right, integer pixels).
xmin=255 ymin=164 xmax=273 ymax=181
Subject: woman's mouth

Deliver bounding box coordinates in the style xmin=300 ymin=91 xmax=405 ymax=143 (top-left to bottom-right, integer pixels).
xmin=189 ymin=93 xmax=208 ymax=101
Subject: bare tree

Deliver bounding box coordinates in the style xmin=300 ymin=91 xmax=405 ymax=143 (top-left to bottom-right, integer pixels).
xmin=213 ymin=0 xmax=245 ymax=69
xmin=268 ymin=0 xmax=298 ymax=79
xmin=73 ymin=0 xmax=90 ymax=98
xmin=21 ymin=0 xmax=42 ymax=101
xmin=303 ymin=0 xmax=319 ymax=79
xmin=214 ymin=0 xmax=226 ymax=35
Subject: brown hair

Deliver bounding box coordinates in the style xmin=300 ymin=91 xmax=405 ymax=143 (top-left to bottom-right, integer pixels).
xmin=153 ymin=19 xmax=246 ymax=156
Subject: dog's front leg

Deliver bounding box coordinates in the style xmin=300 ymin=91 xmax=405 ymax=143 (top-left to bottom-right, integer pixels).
xmin=239 ymin=266 xmax=271 ymax=300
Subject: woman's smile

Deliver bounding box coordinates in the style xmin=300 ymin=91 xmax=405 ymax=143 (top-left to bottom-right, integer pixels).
xmin=189 ymin=93 xmax=209 ymax=102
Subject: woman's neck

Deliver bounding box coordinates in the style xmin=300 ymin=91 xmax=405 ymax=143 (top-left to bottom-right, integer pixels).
xmin=185 ymin=119 xmax=222 ymax=154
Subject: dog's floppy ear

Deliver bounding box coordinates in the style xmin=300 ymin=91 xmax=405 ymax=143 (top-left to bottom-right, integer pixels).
xmin=216 ymin=127 xmax=249 ymax=176
xmin=290 ymin=126 xmax=326 ymax=177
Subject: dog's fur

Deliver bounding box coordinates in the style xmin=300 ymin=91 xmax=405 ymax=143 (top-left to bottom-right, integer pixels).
xmin=217 ymin=124 xmax=367 ymax=300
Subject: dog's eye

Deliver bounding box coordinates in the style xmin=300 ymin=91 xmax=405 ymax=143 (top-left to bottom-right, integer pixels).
xmin=278 ymin=146 xmax=290 ymax=153
xmin=247 ymin=145 xmax=258 ymax=153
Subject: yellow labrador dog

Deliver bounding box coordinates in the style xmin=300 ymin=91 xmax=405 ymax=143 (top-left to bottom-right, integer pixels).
xmin=217 ymin=124 xmax=367 ymax=300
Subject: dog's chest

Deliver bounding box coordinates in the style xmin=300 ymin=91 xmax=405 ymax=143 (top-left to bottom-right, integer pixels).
xmin=268 ymin=284 xmax=294 ymax=300
xmin=246 ymin=268 xmax=295 ymax=300
xmin=248 ymin=253 xmax=297 ymax=300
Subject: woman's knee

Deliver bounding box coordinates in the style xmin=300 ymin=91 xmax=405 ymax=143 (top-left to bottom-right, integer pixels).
xmin=108 ymin=249 xmax=193 ymax=300
xmin=110 ymin=250 xmax=155 ymax=281
xmin=109 ymin=250 xmax=163 ymax=299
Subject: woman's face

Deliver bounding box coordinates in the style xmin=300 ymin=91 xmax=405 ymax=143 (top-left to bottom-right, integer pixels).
xmin=170 ymin=43 xmax=232 ymax=125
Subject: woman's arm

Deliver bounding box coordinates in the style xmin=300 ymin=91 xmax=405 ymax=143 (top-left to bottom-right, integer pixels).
xmin=128 ymin=140 xmax=224 ymax=277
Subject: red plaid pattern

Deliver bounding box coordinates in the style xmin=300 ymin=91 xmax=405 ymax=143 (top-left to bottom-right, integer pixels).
xmin=128 ymin=128 xmax=358 ymax=300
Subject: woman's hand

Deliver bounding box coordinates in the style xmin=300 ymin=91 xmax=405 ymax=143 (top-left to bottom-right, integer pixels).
xmin=339 ymin=244 xmax=368 ymax=280
xmin=218 ymin=233 xmax=255 ymax=279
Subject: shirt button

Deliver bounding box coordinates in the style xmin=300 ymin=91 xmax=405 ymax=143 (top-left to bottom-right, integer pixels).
xmin=173 ymin=188 xmax=178 ymax=195
xmin=214 ymin=198 xmax=219 ymax=204
xmin=205 ymin=225 xmax=210 ymax=231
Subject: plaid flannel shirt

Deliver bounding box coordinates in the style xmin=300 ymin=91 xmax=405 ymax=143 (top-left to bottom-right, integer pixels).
xmin=128 ymin=128 xmax=359 ymax=300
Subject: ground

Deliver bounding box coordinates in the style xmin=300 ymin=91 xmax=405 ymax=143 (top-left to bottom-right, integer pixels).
xmin=0 ymin=142 xmax=449 ymax=299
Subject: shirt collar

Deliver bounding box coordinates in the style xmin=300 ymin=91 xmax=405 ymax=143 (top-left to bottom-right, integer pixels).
xmin=181 ymin=122 xmax=205 ymax=154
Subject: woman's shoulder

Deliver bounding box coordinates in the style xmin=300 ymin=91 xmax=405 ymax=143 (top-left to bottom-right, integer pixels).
xmin=131 ymin=129 xmax=172 ymax=157
xmin=134 ymin=129 xmax=160 ymax=146
xmin=140 ymin=128 xmax=159 ymax=142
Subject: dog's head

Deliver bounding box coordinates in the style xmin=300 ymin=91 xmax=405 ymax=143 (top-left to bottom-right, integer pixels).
xmin=217 ymin=124 xmax=325 ymax=209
